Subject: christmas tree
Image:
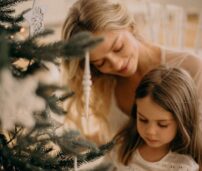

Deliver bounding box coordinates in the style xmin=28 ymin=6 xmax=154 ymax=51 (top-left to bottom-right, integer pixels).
xmin=0 ymin=0 xmax=115 ymax=170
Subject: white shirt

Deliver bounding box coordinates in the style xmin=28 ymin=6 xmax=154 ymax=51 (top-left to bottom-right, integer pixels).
xmin=115 ymin=149 xmax=199 ymax=171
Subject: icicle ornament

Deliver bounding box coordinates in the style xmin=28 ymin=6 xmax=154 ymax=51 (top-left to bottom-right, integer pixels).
xmin=74 ymin=156 xmax=78 ymax=171
xmin=82 ymin=51 xmax=92 ymax=121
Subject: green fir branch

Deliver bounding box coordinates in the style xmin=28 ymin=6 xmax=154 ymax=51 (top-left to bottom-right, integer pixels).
xmin=0 ymin=12 xmax=16 ymax=23
xmin=0 ymin=23 xmax=21 ymax=33
xmin=0 ymin=0 xmax=30 ymax=8
xmin=0 ymin=8 xmax=15 ymax=14
xmin=77 ymin=140 xmax=116 ymax=165
xmin=0 ymin=0 xmax=111 ymax=170
xmin=0 ymin=8 xmax=31 ymax=23
xmin=0 ymin=33 xmax=9 ymax=70
xmin=36 ymin=84 xmax=69 ymax=115
xmin=9 ymin=30 xmax=103 ymax=62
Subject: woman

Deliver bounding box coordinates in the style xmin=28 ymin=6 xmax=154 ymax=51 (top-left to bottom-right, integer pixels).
xmin=61 ymin=0 xmax=202 ymax=145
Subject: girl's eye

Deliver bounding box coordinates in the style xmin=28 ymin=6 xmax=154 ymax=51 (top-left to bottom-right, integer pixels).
xmin=158 ymin=124 xmax=168 ymax=128
xmin=113 ymin=42 xmax=123 ymax=52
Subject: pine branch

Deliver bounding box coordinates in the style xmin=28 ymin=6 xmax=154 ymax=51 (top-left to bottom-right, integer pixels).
xmin=29 ymin=29 xmax=54 ymax=39
xmin=0 ymin=9 xmax=29 ymax=24
xmin=77 ymin=140 xmax=116 ymax=165
xmin=0 ymin=12 xmax=16 ymax=23
xmin=0 ymin=1 xmax=109 ymax=170
xmin=11 ymin=60 xmax=43 ymax=78
xmin=62 ymin=31 xmax=103 ymax=57
xmin=0 ymin=23 xmax=21 ymax=33
xmin=56 ymin=92 xmax=75 ymax=102
xmin=0 ymin=8 xmax=15 ymax=14
xmin=0 ymin=33 xmax=9 ymax=69
xmin=1 ymin=121 xmax=109 ymax=171
xmin=6 ymin=127 xmax=23 ymax=144
xmin=55 ymin=140 xmax=116 ymax=169
xmin=0 ymin=133 xmax=45 ymax=171
xmin=0 ymin=0 xmax=30 ymax=8
xmin=36 ymin=84 xmax=69 ymax=115
xmin=9 ymin=31 xmax=103 ymax=61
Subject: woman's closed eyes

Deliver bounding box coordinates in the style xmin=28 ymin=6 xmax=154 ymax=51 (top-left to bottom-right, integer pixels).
xmin=93 ymin=59 xmax=106 ymax=68
xmin=113 ymin=41 xmax=124 ymax=53
xmin=92 ymin=41 xmax=124 ymax=68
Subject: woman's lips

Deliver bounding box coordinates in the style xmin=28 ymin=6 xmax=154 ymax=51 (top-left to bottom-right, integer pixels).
xmin=119 ymin=65 xmax=128 ymax=73
xmin=118 ymin=59 xmax=130 ymax=73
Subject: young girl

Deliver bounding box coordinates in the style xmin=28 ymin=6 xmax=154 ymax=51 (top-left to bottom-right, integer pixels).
xmin=113 ymin=66 xmax=202 ymax=170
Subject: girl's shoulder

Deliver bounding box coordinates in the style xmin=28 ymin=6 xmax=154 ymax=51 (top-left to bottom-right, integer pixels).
xmin=163 ymin=151 xmax=199 ymax=170
xmin=126 ymin=150 xmax=199 ymax=171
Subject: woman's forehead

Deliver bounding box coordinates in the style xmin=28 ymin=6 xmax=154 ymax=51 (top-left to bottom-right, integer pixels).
xmin=93 ymin=29 xmax=123 ymax=38
xmin=90 ymin=30 xmax=117 ymax=59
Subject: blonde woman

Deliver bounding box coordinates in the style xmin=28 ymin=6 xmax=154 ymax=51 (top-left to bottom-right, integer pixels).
xmin=113 ymin=66 xmax=202 ymax=170
xmin=61 ymin=0 xmax=202 ymax=146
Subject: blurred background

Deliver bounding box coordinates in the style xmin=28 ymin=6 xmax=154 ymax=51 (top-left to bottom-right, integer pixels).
xmin=15 ymin=0 xmax=202 ymax=54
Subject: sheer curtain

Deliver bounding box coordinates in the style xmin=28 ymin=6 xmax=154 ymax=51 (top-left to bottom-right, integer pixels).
xmin=126 ymin=0 xmax=202 ymax=54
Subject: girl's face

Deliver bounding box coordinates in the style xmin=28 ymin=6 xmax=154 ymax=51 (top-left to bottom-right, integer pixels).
xmin=136 ymin=96 xmax=177 ymax=150
xmin=90 ymin=29 xmax=139 ymax=77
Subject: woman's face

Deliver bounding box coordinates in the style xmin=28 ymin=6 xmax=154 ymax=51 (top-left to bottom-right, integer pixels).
xmin=90 ymin=29 xmax=140 ymax=77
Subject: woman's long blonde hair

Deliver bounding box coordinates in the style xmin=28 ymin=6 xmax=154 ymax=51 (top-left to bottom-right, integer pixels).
xmin=114 ymin=66 xmax=202 ymax=165
xmin=60 ymin=0 xmax=140 ymax=139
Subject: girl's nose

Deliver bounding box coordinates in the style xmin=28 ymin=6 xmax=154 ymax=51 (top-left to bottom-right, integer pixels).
xmin=146 ymin=124 xmax=157 ymax=136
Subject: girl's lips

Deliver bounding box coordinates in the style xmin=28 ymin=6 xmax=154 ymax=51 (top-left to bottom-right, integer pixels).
xmin=146 ymin=138 xmax=159 ymax=143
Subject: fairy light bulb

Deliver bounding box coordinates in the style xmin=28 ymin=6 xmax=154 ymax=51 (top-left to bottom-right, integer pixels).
xmin=82 ymin=51 xmax=92 ymax=121
xmin=20 ymin=27 xmax=26 ymax=33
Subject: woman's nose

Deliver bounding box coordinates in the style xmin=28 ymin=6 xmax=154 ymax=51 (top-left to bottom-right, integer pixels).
xmin=108 ymin=53 xmax=122 ymax=70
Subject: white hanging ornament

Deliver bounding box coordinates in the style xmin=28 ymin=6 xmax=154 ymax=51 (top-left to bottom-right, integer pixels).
xmin=23 ymin=0 xmax=46 ymax=37
xmin=74 ymin=156 xmax=78 ymax=171
xmin=82 ymin=51 xmax=92 ymax=122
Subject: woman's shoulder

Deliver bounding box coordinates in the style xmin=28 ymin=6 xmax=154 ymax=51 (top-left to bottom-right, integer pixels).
xmin=162 ymin=47 xmax=202 ymax=63
xmin=161 ymin=47 xmax=202 ymax=77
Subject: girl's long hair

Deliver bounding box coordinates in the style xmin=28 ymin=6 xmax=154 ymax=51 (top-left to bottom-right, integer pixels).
xmin=114 ymin=66 xmax=202 ymax=165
